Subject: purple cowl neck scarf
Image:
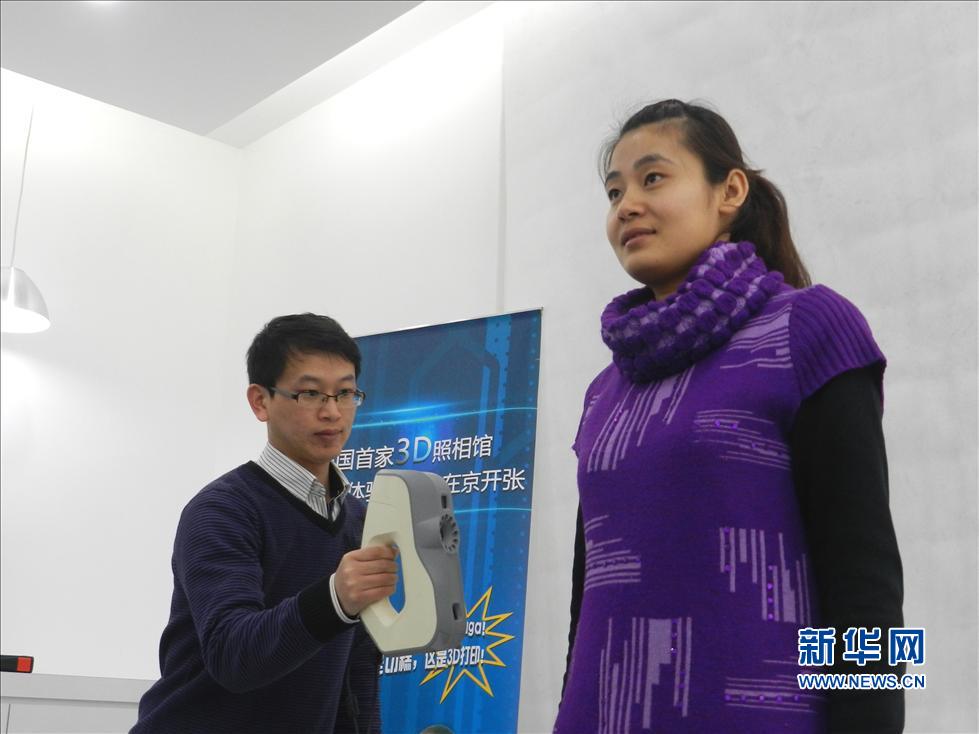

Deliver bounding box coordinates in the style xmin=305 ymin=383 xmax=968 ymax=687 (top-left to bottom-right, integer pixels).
xmin=602 ymin=240 xmax=784 ymax=383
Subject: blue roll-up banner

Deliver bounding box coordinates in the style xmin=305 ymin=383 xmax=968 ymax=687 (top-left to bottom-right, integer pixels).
xmin=345 ymin=309 xmax=541 ymax=734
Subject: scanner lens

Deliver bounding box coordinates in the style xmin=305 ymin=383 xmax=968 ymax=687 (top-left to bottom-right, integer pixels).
xmin=439 ymin=513 xmax=460 ymax=554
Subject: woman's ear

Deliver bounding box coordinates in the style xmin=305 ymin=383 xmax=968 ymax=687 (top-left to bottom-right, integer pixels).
xmin=718 ymin=168 xmax=749 ymax=217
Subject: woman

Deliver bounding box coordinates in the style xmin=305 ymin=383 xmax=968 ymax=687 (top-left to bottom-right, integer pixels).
xmin=555 ymin=100 xmax=904 ymax=733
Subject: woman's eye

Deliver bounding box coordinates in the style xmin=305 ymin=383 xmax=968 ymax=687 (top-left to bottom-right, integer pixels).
xmin=606 ymin=188 xmax=621 ymax=202
xmin=644 ymin=172 xmax=662 ymax=185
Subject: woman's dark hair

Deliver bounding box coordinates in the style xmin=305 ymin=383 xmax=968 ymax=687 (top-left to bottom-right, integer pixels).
xmin=601 ymin=99 xmax=810 ymax=288
xmin=246 ymin=313 xmax=361 ymax=387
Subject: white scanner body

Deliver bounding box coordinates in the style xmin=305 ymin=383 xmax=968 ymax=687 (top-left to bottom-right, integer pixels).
xmin=360 ymin=469 xmax=466 ymax=655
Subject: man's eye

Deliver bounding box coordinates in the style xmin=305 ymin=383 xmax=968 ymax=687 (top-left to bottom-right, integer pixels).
xmin=300 ymin=390 xmax=322 ymax=399
xmin=606 ymin=188 xmax=621 ymax=202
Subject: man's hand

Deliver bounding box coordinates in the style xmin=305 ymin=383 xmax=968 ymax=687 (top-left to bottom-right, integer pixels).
xmin=334 ymin=545 xmax=399 ymax=617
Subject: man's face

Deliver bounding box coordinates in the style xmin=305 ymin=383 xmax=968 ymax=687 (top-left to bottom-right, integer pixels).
xmin=249 ymin=351 xmax=358 ymax=480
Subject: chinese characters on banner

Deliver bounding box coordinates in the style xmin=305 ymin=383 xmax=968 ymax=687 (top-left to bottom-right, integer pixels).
xmin=350 ymin=310 xmax=541 ymax=733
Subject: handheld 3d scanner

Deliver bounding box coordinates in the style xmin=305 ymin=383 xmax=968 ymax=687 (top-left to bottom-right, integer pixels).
xmin=360 ymin=469 xmax=466 ymax=655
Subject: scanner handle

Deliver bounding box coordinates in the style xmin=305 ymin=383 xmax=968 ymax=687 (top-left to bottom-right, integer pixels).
xmin=359 ymin=472 xmax=440 ymax=652
xmin=361 ymin=530 xmax=402 ymax=627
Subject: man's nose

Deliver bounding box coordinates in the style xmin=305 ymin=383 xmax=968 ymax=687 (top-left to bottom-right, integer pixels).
xmin=318 ymin=397 xmax=342 ymax=419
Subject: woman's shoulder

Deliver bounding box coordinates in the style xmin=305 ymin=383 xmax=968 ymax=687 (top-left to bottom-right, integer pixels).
xmin=774 ymin=283 xmax=886 ymax=401
xmin=583 ymin=362 xmax=620 ymax=398
xmin=776 ymin=281 xmax=860 ymax=307
xmin=776 ymin=283 xmax=877 ymax=340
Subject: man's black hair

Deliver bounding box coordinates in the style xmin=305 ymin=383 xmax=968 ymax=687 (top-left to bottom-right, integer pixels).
xmin=246 ymin=313 xmax=361 ymax=388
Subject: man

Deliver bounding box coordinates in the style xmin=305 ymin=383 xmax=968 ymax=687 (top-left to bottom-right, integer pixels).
xmin=134 ymin=313 xmax=397 ymax=733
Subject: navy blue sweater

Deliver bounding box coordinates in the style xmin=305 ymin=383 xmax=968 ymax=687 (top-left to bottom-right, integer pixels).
xmin=133 ymin=462 xmax=381 ymax=733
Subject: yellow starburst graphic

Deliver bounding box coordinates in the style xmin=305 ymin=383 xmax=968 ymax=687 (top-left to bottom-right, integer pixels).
xmin=420 ymin=586 xmax=515 ymax=703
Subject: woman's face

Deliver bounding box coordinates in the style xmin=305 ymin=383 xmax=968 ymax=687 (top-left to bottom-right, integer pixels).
xmin=604 ymin=123 xmax=739 ymax=298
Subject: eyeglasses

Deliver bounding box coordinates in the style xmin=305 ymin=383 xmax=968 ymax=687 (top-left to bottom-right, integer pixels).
xmin=269 ymin=386 xmax=366 ymax=410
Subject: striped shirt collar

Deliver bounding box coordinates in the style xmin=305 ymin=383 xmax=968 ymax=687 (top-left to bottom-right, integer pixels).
xmin=257 ymin=443 xmax=350 ymax=521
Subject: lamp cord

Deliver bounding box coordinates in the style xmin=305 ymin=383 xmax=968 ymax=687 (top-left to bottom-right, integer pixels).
xmin=9 ymin=107 xmax=34 ymax=269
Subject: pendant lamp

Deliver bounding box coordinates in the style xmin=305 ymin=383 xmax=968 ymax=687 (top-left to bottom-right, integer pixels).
xmin=2 ymin=109 xmax=50 ymax=334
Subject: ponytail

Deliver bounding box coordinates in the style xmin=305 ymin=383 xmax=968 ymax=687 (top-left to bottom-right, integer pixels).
xmin=733 ymin=170 xmax=810 ymax=288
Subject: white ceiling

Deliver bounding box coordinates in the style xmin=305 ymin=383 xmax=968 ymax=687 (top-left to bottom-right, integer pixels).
xmin=0 ymin=1 xmax=489 ymax=146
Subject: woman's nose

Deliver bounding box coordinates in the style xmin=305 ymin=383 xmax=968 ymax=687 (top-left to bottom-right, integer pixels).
xmin=617 ymin=189 xmax=645 ymax=220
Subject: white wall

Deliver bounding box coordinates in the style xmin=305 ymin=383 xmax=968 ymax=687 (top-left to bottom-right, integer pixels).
xmin=211 ymin=7 xmax=505 ymax=475
xmin=0 ymin=68 xmax=241 ymax=680
xmin=501 ymin=3 xmax=977 ymax=733
xmin=0 ymin=2 xmax=976 ymax=732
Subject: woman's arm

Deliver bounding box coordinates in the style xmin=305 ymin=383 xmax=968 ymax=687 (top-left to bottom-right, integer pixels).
xmin=561 ymin=505 xmax=587 ymax=700
xmin=790 ymin=365 xmax=905 ymax=733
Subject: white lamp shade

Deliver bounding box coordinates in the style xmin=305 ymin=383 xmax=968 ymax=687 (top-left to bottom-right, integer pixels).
xmin=1 ymin=266 xmax=50 ymax=333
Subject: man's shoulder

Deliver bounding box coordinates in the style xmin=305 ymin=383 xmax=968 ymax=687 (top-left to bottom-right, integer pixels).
xmin=198 ymin=461 xmax=264 ymax=493
xmin=181 ymin=462 xmax=272 ymax=518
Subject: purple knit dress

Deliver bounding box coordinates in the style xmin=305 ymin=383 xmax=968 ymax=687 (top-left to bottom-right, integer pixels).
xmin=554 ymin=241 xmax=885 ymax=733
